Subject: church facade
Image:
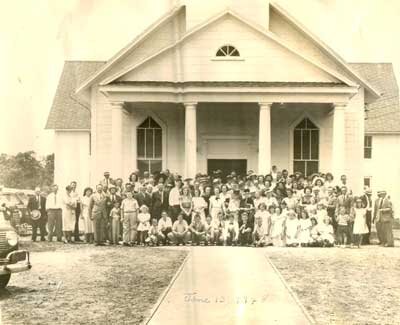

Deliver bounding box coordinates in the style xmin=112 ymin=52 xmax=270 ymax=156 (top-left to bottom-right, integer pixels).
xmin=46 ymin=1 xmax=400 ymax=201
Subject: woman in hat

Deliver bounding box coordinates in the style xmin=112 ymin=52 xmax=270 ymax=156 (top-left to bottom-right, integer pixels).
xmin=351 ymin=197 xmax=369 ymax=248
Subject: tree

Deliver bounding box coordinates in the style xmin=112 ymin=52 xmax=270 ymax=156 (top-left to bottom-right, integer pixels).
xmin=0 ymin=151 xmax=54 ymax=189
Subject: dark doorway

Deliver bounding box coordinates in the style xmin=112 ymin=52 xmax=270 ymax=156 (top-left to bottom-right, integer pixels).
xmin=207 ymin=159 xmax=247 ymax=180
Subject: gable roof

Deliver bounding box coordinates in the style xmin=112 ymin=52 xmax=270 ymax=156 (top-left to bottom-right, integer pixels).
xmin=99 ymin=8 xmax=355 ymax=87
xmin=269 ymin=2 xmax=380 ymax=101
xmin=45 ymin=61 xmax=105 ymax=130
xmin=349 ymin=63 xmax=400 ymax=133
xmin=75 ymin=5 xmax=184 ymax=97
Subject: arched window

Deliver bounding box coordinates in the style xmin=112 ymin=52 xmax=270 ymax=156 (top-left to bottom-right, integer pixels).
xmin=137 ymin=117 xmax=162 ymax=174
xmin=216 ymin=45 xmax=240 ymax=57
xmin=293 ymin=118 xmax=319 ymax=176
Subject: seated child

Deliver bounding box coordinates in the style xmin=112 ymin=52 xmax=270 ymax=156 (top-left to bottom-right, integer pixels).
xmin=238 ymin=212 xmax=253 ymax=246
xmin=189 ymin=213 xmax=206 ymax=245
xmin=168 ymin=213 xmax=191 ymax=245
xmin=284 ymin=209 xmax=300 ymax=247
xmin=137 ymin=205 xmax=151 ymax=245
xmin=211 ymin=212 xmax=225 ymax=245
xmin=317 ymin=216 xmax=335 ymax=247
xmin=204 ymin=215 xmax=213 ymax=245
xmin=270 ymin=207 xmax=286 ymax=247
xmin=298 ymin=209 xmax=312 ymax=247
xmin=255 ymin=203 xmax=271 ymax=234
xmin=146 ymin=218 xmax=162 ymax=246
xmin=336 ymin=206 xmax=351 ymax=247
xmin=158 ymin=211 xmax=173 ymax=245
xmin=222 ymin=214 xmax=239 ymax=246
xmin=109 ymin=201 xmax=121 ymax=245
xmin=252 ymin=217 xmax=268 ymax=247
xmin=309 ymin=218 xmax=320 ymax=246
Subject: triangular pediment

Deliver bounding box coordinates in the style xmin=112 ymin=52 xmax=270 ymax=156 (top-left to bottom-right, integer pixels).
xmin=108 ymin=10 xmax=348 ymax=85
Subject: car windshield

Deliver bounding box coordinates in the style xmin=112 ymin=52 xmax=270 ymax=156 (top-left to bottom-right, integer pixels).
xmin=0 ymin=193 xmax=23 ymax=206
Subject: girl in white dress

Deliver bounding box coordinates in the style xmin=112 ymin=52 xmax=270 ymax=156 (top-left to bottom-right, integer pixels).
xmin=81 ymin=187 xmax=94 ymax=243
xmin=255 ymin=203 xmax=271 ymax=234
xmin=298 ymin=210 xmax=312 ymax=246
xmin=285 ymin=209 xmax=300 ymax=247
xmin=351 ymin=198 xmax=369 ymax=248
xmin=137 ymin=205 xmax=151 ymax=245
xmin=270 ymin=207 xmax=286 ymax=247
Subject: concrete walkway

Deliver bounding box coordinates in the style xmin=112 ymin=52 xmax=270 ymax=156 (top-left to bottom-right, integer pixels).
xmin=147 ymin=247 xmax=312 ymax=325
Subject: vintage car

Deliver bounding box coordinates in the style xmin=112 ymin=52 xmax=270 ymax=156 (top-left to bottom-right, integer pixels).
xmin=0 ymin=214 xmax=31 ymax=288
xmin=0 ymin=190 xmax=31 ymax=236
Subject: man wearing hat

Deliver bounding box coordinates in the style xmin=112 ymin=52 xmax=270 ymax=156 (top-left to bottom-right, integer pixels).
xmin=361 ymin=187 xmax=373 ymax=244
xmin=100 ymin=172 xmax=113 ymax=188
xmin=373 ymin=190 xmax=394 ymax=247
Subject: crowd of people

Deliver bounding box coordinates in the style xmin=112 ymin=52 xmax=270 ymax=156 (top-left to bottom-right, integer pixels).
xmin=25 ymin=166 xmax=395 ymax=248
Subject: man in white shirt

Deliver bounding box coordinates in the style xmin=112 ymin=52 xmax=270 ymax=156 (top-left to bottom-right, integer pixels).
xmin=158 ymin=211 xmax=172 ymax=244
xmin=46 ymin=184 xmax=63 ymax=242
xmin=168 ymin=179 xmax=182 ymax=222
xmin=168 ymin=213 xmax=190 ymax=245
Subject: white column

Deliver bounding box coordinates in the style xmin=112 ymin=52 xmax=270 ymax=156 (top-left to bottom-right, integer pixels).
xmin=258 ymin=102 xmax=273 ymax=175
xmin=332 ymin=103 xmax=346 ymax=178
xmin=184 ymin=102 xmax=197 ymax=178
xmin=111 ymin=101 xmax=125 ymax=178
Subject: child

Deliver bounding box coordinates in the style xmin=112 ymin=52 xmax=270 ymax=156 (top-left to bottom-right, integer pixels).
xmin=309 ymin=218 xmax=320 ymax=246
xmin=189 ymin=213 xmax=206 ymax=245
xmin=336 ymin=206 xmax=351 ymax=247
xmin=238 ymin=212 xmax=253 ymax=246
xmin=285 ymin=209 xmax=300 ymax=247
xmin=351 ymin=198 xmax=369 ymax=248
xmin=223 ymin=214 xmax=239 ymax=246
xmin=146 ymin=218 xmax=161 ymax=246
xmin=137 ymin=205 xmax=151 ymax=245
xmin=270 ymin=207 xmax=286 ymax=247
xmin=318 ymin=216 xmax=334 ymax=247
xmin=204 ymin=215 xmax=213 ymax=245
xmin=109 ymin=201 xmax=121 ymax=245
xmin=316 ymin=202 xmax=329 ymax=225
xmin=211 ymin=212 xmax=224 ymax=245
xmin=252 ymin=217 xmax=268 ymax=247
xmin=255 ymin=203 xmax=271 ymax=235
xmin=298 ymin=210 xmax=312 ymax=247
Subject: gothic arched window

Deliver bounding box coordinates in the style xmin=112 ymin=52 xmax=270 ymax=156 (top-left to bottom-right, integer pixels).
xmin=293 ymin=118 xmax=319 ymax=176
xmin=137 ymin=117 xmax=162 ymax=174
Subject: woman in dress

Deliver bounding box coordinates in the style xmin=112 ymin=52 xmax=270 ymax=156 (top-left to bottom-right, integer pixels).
xmin=351 ymin=197 xmax=369 ymax=248
xmin=81 ymin=187 xmax=94 ymax=243
xmin=62 ymin=185 xmax=78 ymax=243
xmin=209 ymin=187 xmax=225 ymax=222
xmin=180 ymin=186 xmax=193 ymax=224
xmin=192 ymin=188 xmax=208 ymax=222
xmin=129 ymin=173 xmax=141 ymax=193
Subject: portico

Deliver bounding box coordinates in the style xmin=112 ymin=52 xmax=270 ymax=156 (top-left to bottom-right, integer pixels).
xmin=102 ymin=81 xmax=354 ymax=180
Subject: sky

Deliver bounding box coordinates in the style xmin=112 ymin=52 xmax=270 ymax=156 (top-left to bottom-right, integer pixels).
xmin=1 ymin=0 xmax=400 ymax=156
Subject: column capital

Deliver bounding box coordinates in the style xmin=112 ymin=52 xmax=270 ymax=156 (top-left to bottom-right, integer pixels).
xmin=110 ymin=101 xmax=125 ymax=109
xmin=183 ymin=102 xmax=197 ymax=109
xmin=332 ymin=102 xmax=347 ymax=110
xmin=259 ymin=102 xmax=273 ymax=109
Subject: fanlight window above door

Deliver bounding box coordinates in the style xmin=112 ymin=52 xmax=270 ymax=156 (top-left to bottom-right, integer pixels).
xmin=216 ymin=45 xmax=240 ymax=57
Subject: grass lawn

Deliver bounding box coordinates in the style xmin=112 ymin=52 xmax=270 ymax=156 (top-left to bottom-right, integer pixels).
xmin=0 ymin=242 xmax=187 ymax=325
xmin=267 ymin=245 xmax=400 ymax=325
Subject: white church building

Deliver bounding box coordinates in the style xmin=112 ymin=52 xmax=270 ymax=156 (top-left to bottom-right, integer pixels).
xmin=46 ymin=1 xmax=400 ymax=205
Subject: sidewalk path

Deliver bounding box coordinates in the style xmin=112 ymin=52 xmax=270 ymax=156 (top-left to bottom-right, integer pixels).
xmin=147 ymin=247 xmax=312 ymax=325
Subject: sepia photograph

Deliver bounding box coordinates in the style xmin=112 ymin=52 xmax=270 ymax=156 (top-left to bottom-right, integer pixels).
xmin=1 ymin=0 xmax=400 ymax=324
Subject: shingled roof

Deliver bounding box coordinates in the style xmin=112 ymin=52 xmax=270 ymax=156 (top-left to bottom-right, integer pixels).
xmin=349 ymin=63 xmax=400 ymax=133
xmin=45 ymin=61 xmax=105 ymax=130
xmin=46 ymin=61 xmax=400 ymax=133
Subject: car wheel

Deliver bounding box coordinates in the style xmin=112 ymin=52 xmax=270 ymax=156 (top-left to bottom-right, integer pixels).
xmin=0 ymin=274 xmax=11 ymax=289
